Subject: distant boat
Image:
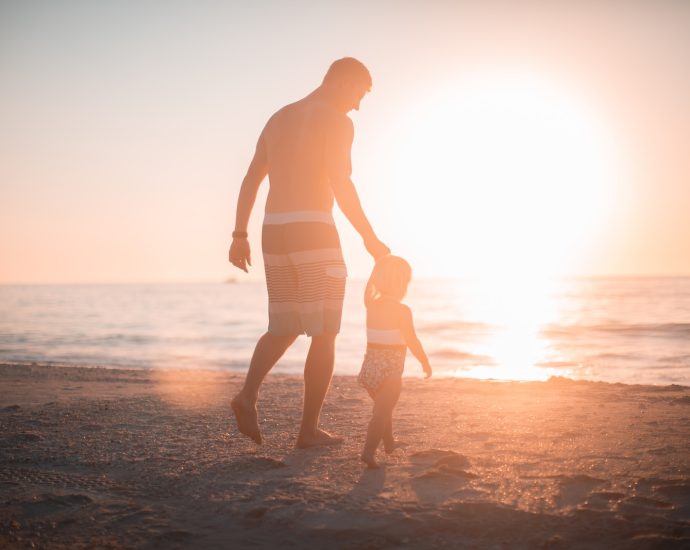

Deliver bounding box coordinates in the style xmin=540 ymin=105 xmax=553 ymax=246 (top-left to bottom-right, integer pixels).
xmin=224 ymin=277 xmax=238 ymax=284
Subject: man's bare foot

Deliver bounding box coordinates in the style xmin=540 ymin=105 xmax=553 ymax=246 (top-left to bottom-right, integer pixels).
xmin=360 ymin=451 xmax=380 ymax=469
xmin=231 ymin=394 xmax=262 ymax=444
xmin=384 ymin=439 xmax=408 ymax=454
xmin=296 ymin=428 xmax=344 ymax=449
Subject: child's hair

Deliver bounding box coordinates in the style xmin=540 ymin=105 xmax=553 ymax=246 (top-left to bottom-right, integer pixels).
xmin=367 ymin=255 xmax=412 ymax=303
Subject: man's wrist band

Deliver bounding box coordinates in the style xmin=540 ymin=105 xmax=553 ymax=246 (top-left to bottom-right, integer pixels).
xmin=232 ymin=231 xmax=248 ymax=239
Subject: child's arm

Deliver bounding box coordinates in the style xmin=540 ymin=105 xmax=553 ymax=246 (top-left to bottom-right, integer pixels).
xmin=364 ymin=271 xmax=376 ymax=308
xmin=399 ymin=304 xmax=432 ymax=378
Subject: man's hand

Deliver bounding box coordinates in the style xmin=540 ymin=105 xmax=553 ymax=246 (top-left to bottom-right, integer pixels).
xmin=364 ymin=237 xmax=390 ymax=260
xmin=229 ymin=238 xmax=251 ymax=273
xmin=422 ymin=362 xmax=432 ymax=379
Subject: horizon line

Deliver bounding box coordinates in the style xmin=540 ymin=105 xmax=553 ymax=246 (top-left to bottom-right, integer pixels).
xmin=2 ymin=273 xmax=690 ymax=286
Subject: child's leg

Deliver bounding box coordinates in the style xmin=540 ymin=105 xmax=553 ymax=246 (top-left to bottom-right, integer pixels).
xmin=383 ymin=416 xmax=408 ymax=453
xmin=361 ymin=377 xmax=402 ymax=468
xmin=383 ymin=418 xmax=394 ymax=450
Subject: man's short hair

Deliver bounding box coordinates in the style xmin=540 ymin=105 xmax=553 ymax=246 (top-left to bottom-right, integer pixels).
xmin=323 ymin=57 xmax=372 ymax=90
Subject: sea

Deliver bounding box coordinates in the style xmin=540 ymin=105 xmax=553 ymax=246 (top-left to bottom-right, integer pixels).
xmin=1 ymin=277 xmax=689 ymax=386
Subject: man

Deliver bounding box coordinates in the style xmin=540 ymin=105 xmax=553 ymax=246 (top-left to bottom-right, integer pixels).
xmin=229 ymin=58 xmax=389 ymax=448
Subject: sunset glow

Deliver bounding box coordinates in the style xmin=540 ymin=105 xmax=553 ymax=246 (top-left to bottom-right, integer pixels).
xmin=388 ymin=72 xmax=622 ymax=280
xmin=378 ymin=72 xmax=626 ymax=381
xmin=1 ymin=3 xmax=689 ymax=283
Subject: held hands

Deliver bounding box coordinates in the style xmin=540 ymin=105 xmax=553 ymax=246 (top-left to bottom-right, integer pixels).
xmin=364 ymin=237 xmax=390 ymax=260
xmin=229 ymin=238 xmax=251 ymax=273
xmin=422 ymin=362 xmax=432 ymax=379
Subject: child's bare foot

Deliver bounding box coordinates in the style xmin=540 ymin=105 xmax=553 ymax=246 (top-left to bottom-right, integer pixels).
xmin=384 ymin=439 xmax=408 ymax=454
xmin=360 ymin=451 xmax=380 ymax=469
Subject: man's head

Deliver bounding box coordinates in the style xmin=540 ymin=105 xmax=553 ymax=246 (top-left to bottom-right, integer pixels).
xmin=322 ymin=57 xmax=372 ymax=113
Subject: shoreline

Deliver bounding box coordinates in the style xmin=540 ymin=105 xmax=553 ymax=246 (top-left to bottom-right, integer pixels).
xmin=1 ymin=362 xmax=689 ymax=548
xmin=2 ymin=361 xmax=687 ymax=391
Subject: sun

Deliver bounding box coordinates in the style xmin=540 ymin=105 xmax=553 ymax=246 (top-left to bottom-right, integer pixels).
xmin=377 ymin=70 xmax=624 ymax=381
xmin=386 ymin=70 xmax=622 ymax=279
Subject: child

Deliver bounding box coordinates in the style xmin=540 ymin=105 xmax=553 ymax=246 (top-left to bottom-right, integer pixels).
xmin=358 ymin=255 xmax=432 ymax=468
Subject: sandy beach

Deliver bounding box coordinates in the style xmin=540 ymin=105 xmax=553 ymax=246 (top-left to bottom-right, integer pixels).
xmin=0 ymin=363 xmax=689 ymax=549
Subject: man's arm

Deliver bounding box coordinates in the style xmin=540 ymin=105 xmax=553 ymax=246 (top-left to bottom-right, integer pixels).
xmin=229 ymin=134 xmax=268 ymax=272
xmin=331 ymin=175 xmax=389 ymax=259
xmin=327 ymin=117 xmax=389 ymax=259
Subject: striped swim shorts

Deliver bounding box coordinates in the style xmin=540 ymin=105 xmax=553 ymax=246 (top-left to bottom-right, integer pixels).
xmin=262 ymin=211 xmax=347 ymax=336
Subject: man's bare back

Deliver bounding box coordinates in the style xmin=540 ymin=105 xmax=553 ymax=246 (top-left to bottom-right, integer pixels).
xmin=260 ymin=95 xmax=354 ymax=214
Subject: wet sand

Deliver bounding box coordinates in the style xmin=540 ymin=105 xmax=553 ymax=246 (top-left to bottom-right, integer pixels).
xmin=1 ymin=363 xmax=689 ymax=549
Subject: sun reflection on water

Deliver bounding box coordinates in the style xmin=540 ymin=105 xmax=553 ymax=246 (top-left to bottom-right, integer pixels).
xmin=450 ymin=276 xmax=577 ymax=381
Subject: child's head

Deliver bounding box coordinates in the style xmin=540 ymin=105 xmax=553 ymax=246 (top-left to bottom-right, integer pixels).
xmin=368 ymin=255 xmax=412 ymax=302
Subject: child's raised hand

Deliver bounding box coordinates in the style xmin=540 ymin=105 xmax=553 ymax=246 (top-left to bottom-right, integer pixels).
xmin=422 ymin=362 xmax=432 ymax=379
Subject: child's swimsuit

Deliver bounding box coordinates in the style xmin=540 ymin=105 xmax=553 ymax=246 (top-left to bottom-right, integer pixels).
xmin=357 ymin=328 xmax=406 ymax=394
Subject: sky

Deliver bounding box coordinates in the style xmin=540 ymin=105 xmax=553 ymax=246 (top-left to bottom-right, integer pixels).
xmin=1 ymin=0 xmax=689 ymax=283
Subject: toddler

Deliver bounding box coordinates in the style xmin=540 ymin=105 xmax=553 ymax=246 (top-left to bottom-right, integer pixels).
xmin=358 ymin=255 xmax=432 ymax=468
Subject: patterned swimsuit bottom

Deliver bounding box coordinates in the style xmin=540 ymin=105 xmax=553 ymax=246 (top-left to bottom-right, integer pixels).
xmin=357 ymin=347 xmax=406 ymax=394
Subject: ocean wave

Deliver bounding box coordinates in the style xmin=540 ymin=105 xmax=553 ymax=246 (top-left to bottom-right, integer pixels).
xmin=542 ymin=323 xmax=690 ymax=338
xmin=659 ymin=354 xmax=690 ymax=364
xmin=418 ymin=321 xmax=490 ymax=333
xmin=431 ymin=348 xmax=493 ymax=364
xmin=535 ymin=361 xmax=580 ymax=369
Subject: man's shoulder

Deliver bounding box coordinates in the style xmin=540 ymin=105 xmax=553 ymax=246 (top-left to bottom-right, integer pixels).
xmin=264 ymin=104 xmax=291 ymax=127
xmin=300 ymin=97 xmax=353 ymax=128
xmin=263 ymin=98 xmax=352 ymax=139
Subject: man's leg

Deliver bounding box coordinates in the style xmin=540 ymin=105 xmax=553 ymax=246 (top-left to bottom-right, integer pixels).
xmin=296 ymin=332 xmax=342 ymax=448
xmin=232 ymin=331 xmax=297 ymax=444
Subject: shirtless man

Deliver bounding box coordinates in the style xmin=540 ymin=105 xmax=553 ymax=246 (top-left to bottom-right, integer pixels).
xmin=229 ymin=58 xmax=389 ymax=448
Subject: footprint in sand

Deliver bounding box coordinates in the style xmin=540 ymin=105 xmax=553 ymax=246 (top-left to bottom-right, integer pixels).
xmin=619 ymin=495 xmax=674 ymax=512
xmin=554 ymin=475 xmax=606 ymax=508
xmin=410 ymin=450 xmax=474 ymax=477
xmin=409 ymin=450 xmax=477 ymax=504
xmin=656 ymin=484 xmax=690 ymax=516
xmin=657 ymin=484 xmax=690 ymax=500
xmin=434 ymin=454 xmax=471 ymax=470
xmin=411 ymin=450 xmax=476 ymax=483
xmin=415 ymin=469 xmax=477 ymax=481
xmin=410 ymin=449 xmax=469 ymax=467
xmin=585 ymin=491 xmax=626 ymax=510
